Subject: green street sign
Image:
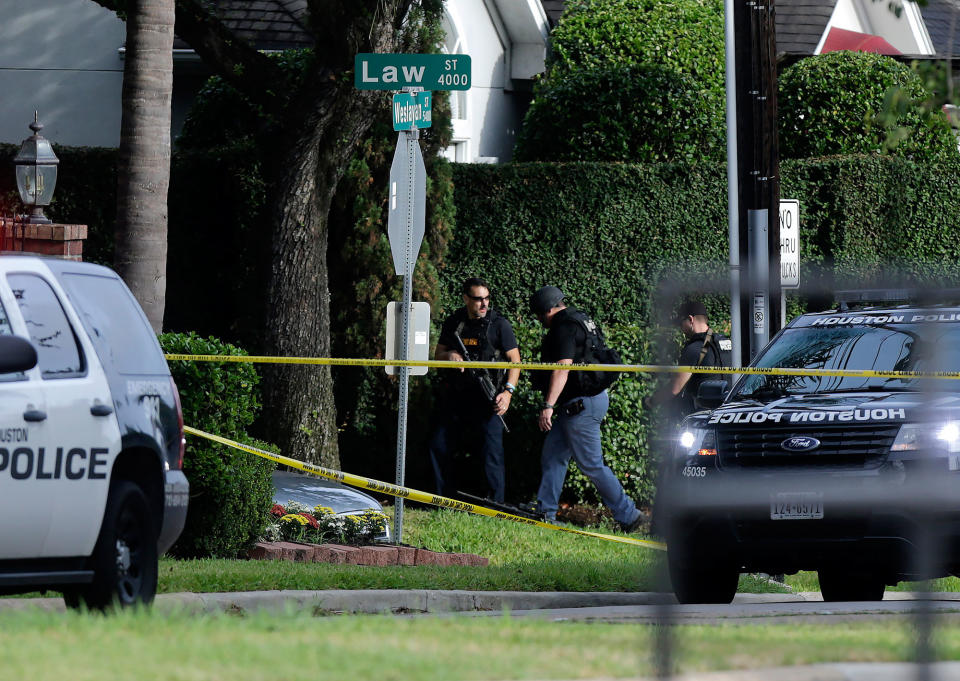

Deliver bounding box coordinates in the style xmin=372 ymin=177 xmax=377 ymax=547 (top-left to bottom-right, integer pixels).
xmin=355 ymin=53 xmax=471 ymax=91
xmin=393 ymin=91 xmax=432 ymax=131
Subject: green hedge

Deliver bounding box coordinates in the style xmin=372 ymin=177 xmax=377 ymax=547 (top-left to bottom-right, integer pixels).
xmin=443 ymin=156 xmax=960 ymax=505
xmin=159 ymin=332 xmax=276 ymax=558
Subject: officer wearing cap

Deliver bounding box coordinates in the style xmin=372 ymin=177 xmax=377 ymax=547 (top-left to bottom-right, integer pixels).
xmin=429 ymin=277 xmax=521 ymax=503
xmin=645 ymin=300 xmax=728 ymax=420
xmin=529 ymin=285 xmax=643 ymax=532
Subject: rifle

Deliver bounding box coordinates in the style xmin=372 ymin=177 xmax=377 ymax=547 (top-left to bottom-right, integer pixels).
xmin=453 ymin=331 xmax=510 ymax=433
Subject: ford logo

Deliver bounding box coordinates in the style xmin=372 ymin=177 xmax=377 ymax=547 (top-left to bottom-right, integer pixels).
xmin=781 ymin=436 xmax=821 ymax=452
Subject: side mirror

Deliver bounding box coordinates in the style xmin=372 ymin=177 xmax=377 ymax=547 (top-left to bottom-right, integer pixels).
xmin=696 ymin=379 xmax=728 ymax=410
xmin=0 ymin=335 xmax=37 ymax=373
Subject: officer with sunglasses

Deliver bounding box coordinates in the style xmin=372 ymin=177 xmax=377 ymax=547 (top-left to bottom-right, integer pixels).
xmin=429 ymin=277 xmax=521 ymax=503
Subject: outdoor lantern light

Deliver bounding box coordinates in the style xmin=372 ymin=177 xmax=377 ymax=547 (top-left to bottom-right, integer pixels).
xmin=14 ymin=112 xmax=59 ymax=224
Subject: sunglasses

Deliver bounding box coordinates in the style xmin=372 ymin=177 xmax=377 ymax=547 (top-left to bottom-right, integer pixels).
xmin=467 ymin=294 xmax=491 ymax=302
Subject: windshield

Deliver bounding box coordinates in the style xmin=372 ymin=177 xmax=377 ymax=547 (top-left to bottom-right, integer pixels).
xmin=733 ymin=323 xmax=960 ymax=399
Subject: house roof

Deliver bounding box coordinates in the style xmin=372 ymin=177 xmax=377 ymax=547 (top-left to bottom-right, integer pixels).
xmin=776 ymin=0 xmax=836 ymax=55
xmin=820 ymin=26 xmax=901 ymax=54
xmin=540 ymin=0 xmax=566 ymax=27
xmin=920 ymin=0 xmax=960 ymax=57
xmin=174 ymin=0 xmax=312 ymax=51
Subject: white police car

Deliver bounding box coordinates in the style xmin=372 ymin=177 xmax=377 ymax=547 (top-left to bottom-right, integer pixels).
xmin=660 ymin=294 xmax=960 ymax=604
xmin=0 ymin=255 xmax=188 ymax=608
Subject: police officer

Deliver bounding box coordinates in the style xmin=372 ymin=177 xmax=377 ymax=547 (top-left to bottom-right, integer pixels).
xmin=429 ymin=277 xmax=521 ymax=503
xmin=645 ymin=300 xmax=730 ymax=422
xmin=529 ymin=285 xmax=642 ymax=532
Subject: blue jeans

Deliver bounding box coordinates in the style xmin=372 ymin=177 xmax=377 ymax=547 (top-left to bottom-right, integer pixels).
xmin=537 ymin=391 xmax=639 ymax=525
xmin=429 ymin=407 xmax=506 ymax=502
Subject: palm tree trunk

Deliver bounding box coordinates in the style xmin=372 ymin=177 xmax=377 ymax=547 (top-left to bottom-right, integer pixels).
xmin=113 ymin=0 xmax=175 ymax=332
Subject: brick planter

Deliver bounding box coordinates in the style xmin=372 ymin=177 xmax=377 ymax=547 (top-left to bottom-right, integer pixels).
xmin=248 ymin=542 xmax=488 ymax=567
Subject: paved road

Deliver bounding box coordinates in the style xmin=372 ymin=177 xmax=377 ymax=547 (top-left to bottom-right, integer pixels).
xmin=445 ymin=592 xmax=960 ymax=624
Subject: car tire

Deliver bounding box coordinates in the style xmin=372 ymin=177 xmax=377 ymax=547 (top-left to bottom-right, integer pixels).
xmin=668 ymin=543 xmax=739 ymax=604
xmin=63 ymin=480 xmax=158 ymax=610
xmin=818 ymin=569 xmax=885 ymax=602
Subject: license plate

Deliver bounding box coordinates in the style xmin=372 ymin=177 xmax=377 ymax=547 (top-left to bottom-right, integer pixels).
xmin=770 ymin=492 xmax=824 ymax=520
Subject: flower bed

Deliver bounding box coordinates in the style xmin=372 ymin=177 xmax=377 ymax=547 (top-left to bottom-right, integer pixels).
xmin=251 ymin=502 xmax=488 ymax=566
xmin=263 ymin=502 xmax=388 ymax=545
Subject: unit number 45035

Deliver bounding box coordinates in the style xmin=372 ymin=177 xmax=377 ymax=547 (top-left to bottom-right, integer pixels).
xmin=681 ymin=466 xmax=707 ymax=478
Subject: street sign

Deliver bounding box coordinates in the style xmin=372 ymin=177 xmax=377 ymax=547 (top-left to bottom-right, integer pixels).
xmin=385 ymin=302 xmax=430 ymax=375
xmin=355 ymin=53 xmax=471 ymax=90
xmin=779 ymin=199 xmax=800 ymax=289
xmin=392 ymin=91 xmax=432 ymax=131
xmin=386 ymin=133 xmax=426 ymax=275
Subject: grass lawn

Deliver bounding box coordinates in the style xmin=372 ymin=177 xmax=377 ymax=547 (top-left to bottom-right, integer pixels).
xmin=1 ymin=608 xmax=957 ymax=680
xmin=785 ymin=571 xmax=960 ymax=593
xmin=159 ymin=505 xmax=662 ymax=593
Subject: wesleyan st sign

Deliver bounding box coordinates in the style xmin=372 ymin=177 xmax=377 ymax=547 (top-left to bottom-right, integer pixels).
xmin=355 ymin=53 xmax=471 ymax=90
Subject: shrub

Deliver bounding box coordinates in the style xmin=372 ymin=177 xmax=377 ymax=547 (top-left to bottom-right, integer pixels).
xmin=516 ymin=0 xmax=726 ymax=162
xmin=779 ymin=51 xmax=956 ymax=161
xmin=514 ymin=64 xmax=717 ymax=163
xmin=159 ymin=332 xmax=276 ymax=558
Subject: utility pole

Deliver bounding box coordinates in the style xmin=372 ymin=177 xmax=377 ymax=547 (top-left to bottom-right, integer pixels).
xmin=733 ymin=0 xmax=781 ymax=364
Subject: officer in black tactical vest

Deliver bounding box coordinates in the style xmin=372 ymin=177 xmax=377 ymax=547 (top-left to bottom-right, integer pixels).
xmin=429 ymin=277 xmax=521 ymax=503
xmin=530 ymin=285 xmax=643 ymax=532
xmin=645 ymin=300 xmax=732 ymax=422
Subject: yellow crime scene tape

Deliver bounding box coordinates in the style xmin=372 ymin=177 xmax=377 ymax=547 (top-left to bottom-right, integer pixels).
xmin=183 ymin=425 xmax=666 ymax=551
xmin=165 ymin=353 xmax=960 ymax=380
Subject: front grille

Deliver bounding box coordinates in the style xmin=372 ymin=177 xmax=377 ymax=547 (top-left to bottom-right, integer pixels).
xmin=717 ymin=424 xmax=900 ymax=469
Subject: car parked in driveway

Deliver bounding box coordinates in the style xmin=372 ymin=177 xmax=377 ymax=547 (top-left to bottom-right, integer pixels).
xmin=272 ymin=470 xmax=390 ymax=540
xmin=0 ymin=255 xmax=188 ymax=609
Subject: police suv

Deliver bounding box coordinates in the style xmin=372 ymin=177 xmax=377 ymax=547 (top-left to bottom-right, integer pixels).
xmin=0 ymin=255 xmax=188 ymax=608
xmin=661 ymin=294 xmax=960 ymax=604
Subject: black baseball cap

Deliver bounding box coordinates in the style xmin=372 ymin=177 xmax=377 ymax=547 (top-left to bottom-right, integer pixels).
xmin=674 ymin=300 xmax=708 ymax=324
xmin=530 ymin=286 xmax=565 ymax=314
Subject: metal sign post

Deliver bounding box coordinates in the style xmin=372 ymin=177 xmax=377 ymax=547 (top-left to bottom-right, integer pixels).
xmin=386 ymin=87 xmax=426 ymax=543
xmin=357 ymin=52 xmax=471 ymax=544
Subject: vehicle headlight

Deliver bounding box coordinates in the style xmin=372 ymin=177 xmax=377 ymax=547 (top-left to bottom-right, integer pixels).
xmin=891 ymin=421 xmax=960 ymax=454
xmin=675 ymin=428 xmax=717 ymax=458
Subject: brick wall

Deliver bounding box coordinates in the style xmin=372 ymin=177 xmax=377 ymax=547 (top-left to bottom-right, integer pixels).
xmin=0 ymin=218 xmax=88 ymax=261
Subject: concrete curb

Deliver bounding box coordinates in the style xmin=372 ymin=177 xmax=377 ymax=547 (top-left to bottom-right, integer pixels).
xmin=7 ymin=589 xmax=960 ymax=615
xmin=0 ymin=590 xmax=698 ymax=614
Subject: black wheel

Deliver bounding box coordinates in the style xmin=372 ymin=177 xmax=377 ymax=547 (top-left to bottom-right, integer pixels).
xmin=818 ymin=569 xmax=885 ymax=602
xmin=63 ymin=480 xmax=158 ymax=610
xmin=668 ymin=543 xmax=739 ymax=604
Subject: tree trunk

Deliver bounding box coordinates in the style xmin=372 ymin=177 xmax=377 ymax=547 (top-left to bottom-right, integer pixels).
xmin=113 ymin=0 xmax=175 ymax=332
xmin=261 ymin=90 xmax=384 ymax=469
